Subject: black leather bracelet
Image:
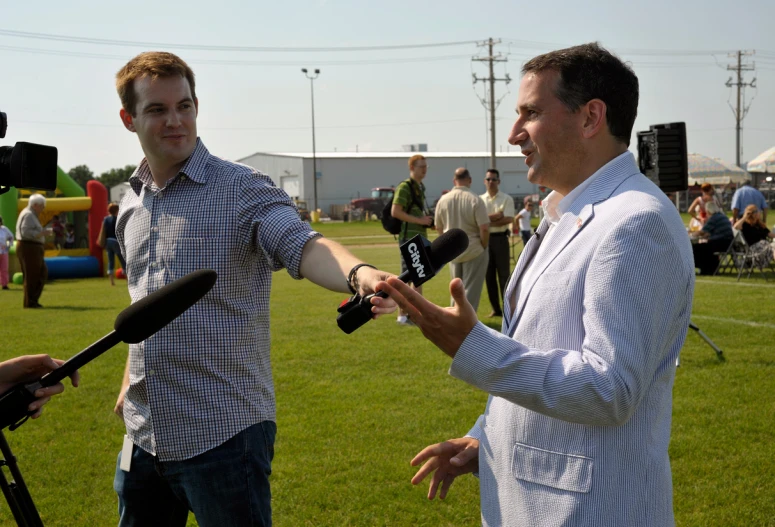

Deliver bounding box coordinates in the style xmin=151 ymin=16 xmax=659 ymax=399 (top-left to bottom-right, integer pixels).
xmin=347 ymin=263 xmax=377 ymax=294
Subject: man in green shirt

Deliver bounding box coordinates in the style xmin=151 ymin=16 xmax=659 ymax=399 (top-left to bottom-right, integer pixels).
xmin=391 ymin=154 xmax=434 ymax=325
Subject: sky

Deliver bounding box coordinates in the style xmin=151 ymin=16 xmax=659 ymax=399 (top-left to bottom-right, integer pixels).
xmin=1 ymin=0 xmax=774 ymax=177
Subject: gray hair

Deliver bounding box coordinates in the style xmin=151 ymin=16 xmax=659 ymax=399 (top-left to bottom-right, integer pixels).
xmin=705 ymin=202 xmax=720 ymax=215
xmin=28 ymin=194 xmax=46 ymax=209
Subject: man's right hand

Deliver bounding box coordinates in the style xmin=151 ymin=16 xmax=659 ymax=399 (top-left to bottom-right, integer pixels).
xmin=114 ymin=388 xmax=127 ymax=418
xmin=418 ymin=215 xmax=434 ymax=227
xmin=410 ymin=437 xmax=479 ymax=500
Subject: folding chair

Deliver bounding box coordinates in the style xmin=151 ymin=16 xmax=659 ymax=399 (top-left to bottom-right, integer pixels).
xmin=736 ymin=237 xmax=775 ymax=281
xmin=713 ymin=230 xmax=746 ymax=277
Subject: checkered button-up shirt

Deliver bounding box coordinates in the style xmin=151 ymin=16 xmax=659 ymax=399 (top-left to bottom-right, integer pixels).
xmin=117 ymin=138 xmax=320 ymax=461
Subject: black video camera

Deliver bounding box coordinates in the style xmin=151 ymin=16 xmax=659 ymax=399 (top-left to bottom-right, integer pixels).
xmin=0 ymin=111 xmax=59 ymax=195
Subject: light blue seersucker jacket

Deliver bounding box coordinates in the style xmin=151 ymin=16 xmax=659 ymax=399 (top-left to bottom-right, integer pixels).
xmin=450 ymin=152 xmax=695 ymax=527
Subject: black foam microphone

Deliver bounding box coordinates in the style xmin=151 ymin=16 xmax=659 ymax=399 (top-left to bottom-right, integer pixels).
xmin=337 ymin=229 xmax=469 ymax=334
xmin=0 ymin=269 xmax=218 ymax=431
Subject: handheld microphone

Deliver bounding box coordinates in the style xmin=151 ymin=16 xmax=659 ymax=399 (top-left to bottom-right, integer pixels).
xmin=337 ymin=229 xmax=469 ymax=334
xmin=0 ymin=269 xmax=218 ymax=431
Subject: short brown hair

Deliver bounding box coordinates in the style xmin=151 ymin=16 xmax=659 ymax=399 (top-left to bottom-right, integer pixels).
xmin=116 ymin=52 xmax=196 ymax=116
xmin=523 ymin=42 xmax=638 ymax=146
xmin=408 ymin=154 xmax=426 ymax=170
xmin=700 ymin=183 xmax=713 ymax=193
xmin=108 ymin=202 xmax=120 ymax=215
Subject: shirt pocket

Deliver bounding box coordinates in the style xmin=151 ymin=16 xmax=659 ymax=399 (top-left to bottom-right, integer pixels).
xmin=511 ymin=442 xmax=593 ymax=493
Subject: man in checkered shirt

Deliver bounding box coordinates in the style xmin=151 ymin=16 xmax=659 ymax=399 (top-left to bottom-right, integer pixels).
xmin=111 ymin=51 xmax=395 ymax=527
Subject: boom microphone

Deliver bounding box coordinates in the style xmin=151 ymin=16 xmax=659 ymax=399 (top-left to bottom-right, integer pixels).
xmin=337 ymin=229 xmax=469 ymax=334
xmin=0 ymin=269 xmax=218 ymax=430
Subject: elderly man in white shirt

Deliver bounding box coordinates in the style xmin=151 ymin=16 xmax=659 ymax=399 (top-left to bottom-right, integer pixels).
xmin=16 ymin=194 xmax=50 ymax=308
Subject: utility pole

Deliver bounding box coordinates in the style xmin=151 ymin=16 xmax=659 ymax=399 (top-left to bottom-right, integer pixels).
xmin=301 ymin=68 xmax=321 ymax=212
xmin=473 ymin=38 xmax=511 ymax=169
xmin=726 ymin=50 xmax=756 ymax=167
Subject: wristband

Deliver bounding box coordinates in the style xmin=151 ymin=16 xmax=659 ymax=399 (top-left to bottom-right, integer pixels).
xmin=347 ymin=263 xmax=377 ymax=294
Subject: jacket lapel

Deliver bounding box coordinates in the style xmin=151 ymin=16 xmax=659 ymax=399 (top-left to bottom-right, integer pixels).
xmin=506 ymin=208 xmax=593 ymax=337
xmin=503 ymin=219 xmax=550 ymax=334
xmin=503 ymin=153 xmax=642 ymax=337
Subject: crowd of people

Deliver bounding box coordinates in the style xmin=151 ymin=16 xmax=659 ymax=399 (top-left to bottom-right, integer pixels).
xmin=390 ymin=157 xmax=543 ymax=321
xmin=689 ymin=182 xmax=774 ymax=275
xmin=388 ymin=157 xmax=773 ymax=327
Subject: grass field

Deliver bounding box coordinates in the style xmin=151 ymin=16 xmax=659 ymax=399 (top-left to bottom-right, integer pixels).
xmin=0 ymin=220 xmax=773 ymax=526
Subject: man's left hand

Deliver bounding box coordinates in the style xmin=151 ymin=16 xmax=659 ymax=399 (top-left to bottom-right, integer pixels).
xmin=376 ymin=277 xmax=478 ymax=357
xmin=0 ymin=355 xmax=80 ymax=419
xmin=411 ymin=436 xmax=480 ymax=500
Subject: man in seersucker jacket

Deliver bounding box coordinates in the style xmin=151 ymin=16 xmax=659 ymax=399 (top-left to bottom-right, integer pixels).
xmin=379 ymin=42 xmax=694 ymax=527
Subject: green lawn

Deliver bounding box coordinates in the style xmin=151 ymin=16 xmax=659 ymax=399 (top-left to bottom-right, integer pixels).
xmin=0 ymin=223 xmax=772 ymax=526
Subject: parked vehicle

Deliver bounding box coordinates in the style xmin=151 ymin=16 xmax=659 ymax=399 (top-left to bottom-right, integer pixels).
xmin=294 ymin=199 xmax=311 ymax=222
xmin=350 ymin=187 xmax=394 ymax=219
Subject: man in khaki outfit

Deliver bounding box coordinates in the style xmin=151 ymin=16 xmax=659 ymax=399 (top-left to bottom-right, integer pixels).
xmin=434 ymin=168 xmax=490 ymax=311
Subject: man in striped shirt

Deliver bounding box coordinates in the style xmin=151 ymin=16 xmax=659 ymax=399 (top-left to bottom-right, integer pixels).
xmin=111 ymin=51 xmax=394 ymax=527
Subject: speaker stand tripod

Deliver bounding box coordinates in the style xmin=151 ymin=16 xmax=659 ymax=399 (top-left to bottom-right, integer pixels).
xmin=688 ymin=321 xmax=725 ymax=362
xmin=0 ymin=431 xmax=44 ymax=527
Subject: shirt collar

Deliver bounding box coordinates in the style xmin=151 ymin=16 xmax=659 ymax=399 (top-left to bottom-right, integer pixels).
xmin=541 ymin=151 xmax=631 ymax=225
xmin=130 ymin=137 xmax=210 ymax=195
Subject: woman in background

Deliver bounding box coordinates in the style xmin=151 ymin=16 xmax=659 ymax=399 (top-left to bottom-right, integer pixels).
xmin=102 ymin=203 xmax=127 ymax=286
xmin=733 ymin=204 xmax=775 ymax=268
xmin=0 ymin=216 xmax=14 ymax=290
xmin=688 ymin=183 xmax=724 ymax=225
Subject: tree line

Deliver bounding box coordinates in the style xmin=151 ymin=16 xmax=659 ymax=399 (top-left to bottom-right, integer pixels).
xmin=67 ymin=164 xmax=137 ymax=191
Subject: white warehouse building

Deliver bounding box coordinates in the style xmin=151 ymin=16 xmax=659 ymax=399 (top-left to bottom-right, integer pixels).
xmin=237 ymin=151 xmax=534 ymax=216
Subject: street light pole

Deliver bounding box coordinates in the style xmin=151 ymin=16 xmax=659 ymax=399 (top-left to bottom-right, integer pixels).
xmin=301 ymin=68 xmax=320 ymax=213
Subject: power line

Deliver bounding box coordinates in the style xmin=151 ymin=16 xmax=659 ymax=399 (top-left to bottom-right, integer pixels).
xmin=1 ymin=42 xmax=756 ymax=70
xmin=14 ymin=117 xmax=492 ymax=131
xmin=503 ymin=38 xmax=735 ymax=56
xmin=0 ymin=45 xmax=472 ymax=66
xmin=3 ymin=29 xmax=748 ymax=58
xmin=0 ymin=29 xmax=477 ymax=52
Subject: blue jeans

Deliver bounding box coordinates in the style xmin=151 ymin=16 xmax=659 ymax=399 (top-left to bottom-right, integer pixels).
xmin=106 ymin=238 xmax=127 ymax=273
xmin=114 ymin=421 xmax=276 ymax=527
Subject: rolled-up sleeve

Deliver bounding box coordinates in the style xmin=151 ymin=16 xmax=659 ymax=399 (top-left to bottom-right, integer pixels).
xmin=238 ymin=171 xmax=321 ymax=279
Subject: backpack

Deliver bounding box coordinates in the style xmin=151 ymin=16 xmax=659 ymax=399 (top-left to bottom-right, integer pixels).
xmin=381 ymin=179 xmax=423 ymax=236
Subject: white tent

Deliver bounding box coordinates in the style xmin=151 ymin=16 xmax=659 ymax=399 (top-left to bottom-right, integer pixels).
xmin=747 ymin=146 xmax=775 ymax=173
xmin=688 ymin=154 xmax=749 ymax=186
